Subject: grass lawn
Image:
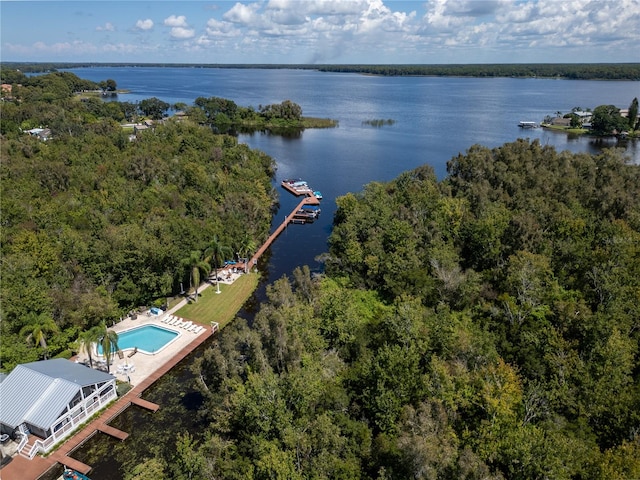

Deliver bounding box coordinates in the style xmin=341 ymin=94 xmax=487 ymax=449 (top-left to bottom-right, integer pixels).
xmin=176 ymin=273 xmax=259 ymax=329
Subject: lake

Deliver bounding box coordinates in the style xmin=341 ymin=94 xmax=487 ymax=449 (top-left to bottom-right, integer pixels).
xmin=60 ymin=66 xmax=639 ymax=478
xmin=66 ymin=67 xmax=639 ymax=284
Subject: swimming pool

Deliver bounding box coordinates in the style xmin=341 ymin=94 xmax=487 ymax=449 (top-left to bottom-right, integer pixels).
xmin=98 ymin=325 xmax=180 ymax=355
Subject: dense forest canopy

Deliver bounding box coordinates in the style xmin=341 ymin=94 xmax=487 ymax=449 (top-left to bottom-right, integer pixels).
xmin=2 ymin=62 xmax=639 ymax=80
xmin=179 ymin=140 xmax=640 ymax=480
xmin=0 ymin=69 xmax=276 ymax=370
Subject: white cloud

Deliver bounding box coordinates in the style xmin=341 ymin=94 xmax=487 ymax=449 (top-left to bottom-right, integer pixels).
xmin=267 ymin=0 xmax=367 ymax=16
xmin=96 ymin=22 xmax=115 ymax=32
xmin=223 ymin=2 xmax=262 ymax=25
xmin=5 ymin=0 xmax=637 ymax=63
xmin=170 ymin=27 xmax=196 ymax=39
xmin=164 ymin=15 xmax=189 ymax=28
xmin=135 ymin=19 xmax=154 ymax=31
xmin=206 ymin=18 xmax=241 ymax=37
xmin=4 ymin=40 xmax=99 ymax=57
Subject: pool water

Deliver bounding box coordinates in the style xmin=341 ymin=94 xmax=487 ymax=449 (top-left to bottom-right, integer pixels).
xmin=98 ymin=325 xmax=179 ymax=355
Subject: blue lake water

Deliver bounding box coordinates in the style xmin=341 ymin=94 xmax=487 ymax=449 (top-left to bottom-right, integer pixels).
xmin=61 ymin=66 xmax=639 ymax=480
xmin=65 ymin=67 xmax=639 ymax=284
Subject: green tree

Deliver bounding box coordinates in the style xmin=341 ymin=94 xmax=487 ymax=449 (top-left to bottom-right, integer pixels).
xmin=627 ymin=97 xmax=638 ymax=130
xmin=138 ymin=97 xmax=170 ymax=120
xmin=236 ymin=232 xmax=258 ymax=272
xmin=204 ymin=236 xmax=232 ymax=294
xmin=19 ymin=313 xmax=59 ymax=360
xmin=97 ymin=323 xmax=119 ymax=373
xmin=171 ymin=432 xmax=206 ymax=480
xmin=181 ymin=250 xmax=210 ymax=301
xmin=591 ymin=104 xmax=629 ymax=135
xmin=569 ymin=113 xmax=581 ymax=128
xmin=98 ymin=79 xmax=117 ymax=92
xmin=77 ymin=326 xmax=102 ymax=369
xmin=126 ymin=458 xmax=167 ymax=480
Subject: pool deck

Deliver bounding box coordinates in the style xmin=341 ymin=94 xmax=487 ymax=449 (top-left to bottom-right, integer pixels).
xmin=0 ymin=289 xmax=224 ymax=480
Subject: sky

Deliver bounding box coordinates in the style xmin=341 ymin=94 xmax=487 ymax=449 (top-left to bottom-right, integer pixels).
xmin=1 ymin=0 xmax=639 ymax=64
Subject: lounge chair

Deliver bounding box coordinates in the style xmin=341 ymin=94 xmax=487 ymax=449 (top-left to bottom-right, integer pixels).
xmin=182 ymin=321 xmax=193 ymax=329
xmin=193 ymin=326 xmax=204 ymax=334
xmin=127 ymin=347 xmax=138 ymax=358
xmin=188 ymin=324 xmax=198 ymax=332
xmin=169 ymin=317 xmax=179 ymax=326
xmin=117 ymin=350 xmax=124 ymax=359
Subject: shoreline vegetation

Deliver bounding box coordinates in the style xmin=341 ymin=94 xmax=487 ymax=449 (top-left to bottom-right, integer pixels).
xmin=3 ymin=62 xmax=640 ymax=80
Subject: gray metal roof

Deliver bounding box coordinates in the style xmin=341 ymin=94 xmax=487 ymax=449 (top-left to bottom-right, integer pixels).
xmin=0 ymin=359 xmax=115 ymax=430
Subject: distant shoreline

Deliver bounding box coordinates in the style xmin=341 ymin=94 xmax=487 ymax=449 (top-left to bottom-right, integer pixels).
xmin=3 ymin=62 xmax=640 ymax=81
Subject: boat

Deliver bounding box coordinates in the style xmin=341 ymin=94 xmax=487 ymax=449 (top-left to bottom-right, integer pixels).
xmin=62 ymin=468 xmax=91 ymax=480
xmin=281 ymin=179 xmax=313 ymax=195
xmin=293 ymin=209 xmax=317 ymax=220
xmin=313 ymin=191 xmax=323 ymax=200
xmin=518 ymin=121 xmax=538 ymax=128
xmin=301 ymin=204 xmax=321 ymax=215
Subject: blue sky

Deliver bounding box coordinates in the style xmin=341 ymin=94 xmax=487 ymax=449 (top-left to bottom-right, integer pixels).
xmin=2 ymin=0 xmax=639 ymax=64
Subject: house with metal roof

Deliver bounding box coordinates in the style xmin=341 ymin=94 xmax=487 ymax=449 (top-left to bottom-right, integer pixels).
xmin=0 ymin=358 xmax=116 ymax=458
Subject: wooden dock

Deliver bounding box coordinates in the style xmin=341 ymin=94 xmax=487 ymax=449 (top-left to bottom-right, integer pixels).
xmin=248 ymin=194 xmax=320 ymax=268
xmin=96 ymin=424 xmax=128 ymax=441
xmin=281 ymin=181 xmax=313 ymax=196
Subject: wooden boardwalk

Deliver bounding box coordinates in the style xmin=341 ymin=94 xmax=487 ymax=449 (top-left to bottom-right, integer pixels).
xmin=249 ymin=194 xmax=320 ymax=268
xmin=0 ymin=325 xmax=214 ymax=480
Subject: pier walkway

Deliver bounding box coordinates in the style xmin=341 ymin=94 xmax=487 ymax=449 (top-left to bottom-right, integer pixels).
xmin=248 ymin=193 xmax=320 ymax=269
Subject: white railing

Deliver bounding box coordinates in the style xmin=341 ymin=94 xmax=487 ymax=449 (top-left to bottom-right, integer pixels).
xmin=18 ymin=385 xmax=118 ymax=457
xmin=15 ymin=432 xmax=28 ymax=455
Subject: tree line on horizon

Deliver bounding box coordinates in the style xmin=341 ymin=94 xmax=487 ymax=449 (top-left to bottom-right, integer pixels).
xmin=2 ymin=61 xmax=639 ymax=80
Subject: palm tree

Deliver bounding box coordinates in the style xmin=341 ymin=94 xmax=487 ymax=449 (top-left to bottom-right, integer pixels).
xmin=19 ymin=312 xmax=59 ymax=359
xmin=237 ymin=233 xmax=257 ymax=273
xmin=181 ymin=250 xmax=210 ymax=301
xmin=77 ymin=326 xmax=102 ymax=368
xmin=98 ymin=323 xmax=119 ymax=373
xmin=204 ymin=236 xmax=232 ymax=294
